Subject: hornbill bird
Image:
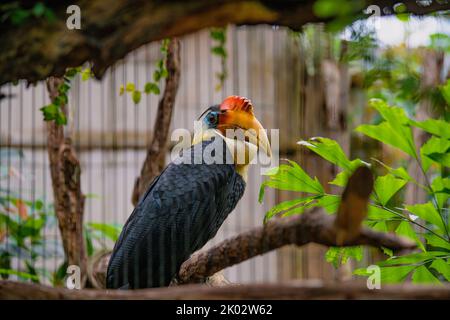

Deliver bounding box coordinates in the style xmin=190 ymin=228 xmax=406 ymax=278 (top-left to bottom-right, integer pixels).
xmin=106 ymin=96 xmax=271 ymax=289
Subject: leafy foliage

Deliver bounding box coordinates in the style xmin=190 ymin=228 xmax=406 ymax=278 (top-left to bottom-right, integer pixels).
xmin=119 ymin=39 xmax=170 ymax=104
xmin=312 ymin=0 xmax=365 ymax=31
xmin=0 ymin=2 xmax=55 ymax=26
xmin=40 ymin=67 xmax=92 ymax=125
xmin=260 ymin=99 xmax=450 ymax=284
xmin=0 ymin=150 xmax=122 ymax=284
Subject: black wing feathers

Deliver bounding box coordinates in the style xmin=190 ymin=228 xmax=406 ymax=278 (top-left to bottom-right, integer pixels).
xmin=106 ymin=138 xmax=245 ymax=289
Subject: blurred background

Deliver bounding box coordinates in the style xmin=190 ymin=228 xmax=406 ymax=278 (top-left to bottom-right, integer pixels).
xmin=0 ymin=13 xmax=449 ymax=286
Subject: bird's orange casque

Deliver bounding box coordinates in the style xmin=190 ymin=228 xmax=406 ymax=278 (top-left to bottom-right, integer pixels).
xmin=216 ymin=96 xmax=271 ymax=157
xmin=219 ymin=95 xmax=254 ymax=115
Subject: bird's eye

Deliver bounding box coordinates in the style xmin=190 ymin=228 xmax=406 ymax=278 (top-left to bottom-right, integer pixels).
xmin=207 ymin=113 xmax=217 ymax=124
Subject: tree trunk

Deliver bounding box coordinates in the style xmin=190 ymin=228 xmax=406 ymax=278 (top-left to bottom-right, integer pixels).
xmin=45 ymin=77 xmax=87 ymax=285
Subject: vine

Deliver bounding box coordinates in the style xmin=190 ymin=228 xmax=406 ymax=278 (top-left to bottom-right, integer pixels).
xmin=40 ymin=67 xmax=92 ymax=125
xmin=119 ymin=39 xmax=170 ymax=104
xmin=210 ymin=27 xmax=228 ymax=91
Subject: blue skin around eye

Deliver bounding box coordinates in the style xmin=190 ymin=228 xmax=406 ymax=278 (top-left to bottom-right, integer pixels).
xmin=203 ymin=112 xmax=219 ymax=128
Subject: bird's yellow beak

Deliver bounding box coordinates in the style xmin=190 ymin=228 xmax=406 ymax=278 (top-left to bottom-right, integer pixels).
xmin=217 ymin=96 xmax=272 ymax=158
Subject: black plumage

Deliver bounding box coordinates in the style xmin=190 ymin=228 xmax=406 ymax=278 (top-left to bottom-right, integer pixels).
xmin=106 ymin=137 xmax=245 ymax=289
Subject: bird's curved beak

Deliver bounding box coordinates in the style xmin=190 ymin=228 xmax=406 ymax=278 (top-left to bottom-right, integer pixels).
xmin=217 ymin=96 xmax=272 ymax=158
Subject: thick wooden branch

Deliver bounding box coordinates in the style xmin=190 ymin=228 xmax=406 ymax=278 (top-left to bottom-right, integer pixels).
xmin=45 ymin=77 xmax=87 ymax=285
xmin=1 ymin=280 xmax=449 ymax=300
xmin=131 ymin=38 xmax=181 ymax=206
xmin=178 ymin=209 xmax=416 ymax=284
xmin=1 ymin=0 xmax=448 ymax=85
xmin=87 ymin=208 xmax=416 ymax=288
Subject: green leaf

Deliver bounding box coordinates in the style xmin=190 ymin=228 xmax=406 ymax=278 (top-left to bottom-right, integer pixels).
xmin=153 ymin=70 xmax=161 ymax=82
xmin=431 ymin=176 xmax=450 ymax=210
xmin=157 ymin=59 xmax=164 ymax=70
xmin=81 ymin=68 xmax=92 ymax=81
xmin=412 ymin=265 xmax=440 ymax=284
xmin=353 ymin=268 xmax=370 ymax=276
xmin=367 ymin=205 xmax=398 ymax=220
xmin=371 ymin=221 xmax=388 ymax=232
xmin=0 ymin=268 xmax=40 ymax=281
xmin=40 ymin=104 xmax=59 ymax=121
xmin=65 ymin=67 xmax=81 ymax=78
xmin=374 ymin=174 xmax=407 ymax=206
xmin=329 ymin=171 xmax=348 ymax=187
xmin=297 ymin=137 xmax=352 ymax=170
xmin=313 ymin=0 xmax=355 ymax=18
xmin=356 ymin=122 xmax=416 ymax=158
xmin=125 ymin=82 xmax=135 ymax=92
xmin=259 ymin=161 xmax=324 ymax=201
xmin=325 ymin=246 xmax=362 ymax=268
xmin=210 ymin=29 xmax=226 ymax=42
xmin=58 ymin=83 xmax=70 ymax=95
xmin=420 ymin=136 xmax=450 ymax=171
xmin=424 ymin=234 xmax=450 ymax=251
xmin=373 ymin=160 xmax=412 ymax=181
xmin=160 ymin=68 xmax=169 ymax=79
xmin=429 ymin=33 xmax=450 ymax=53
xmin=315 ymin=194 xmax=340 ymax=214
xmin=329 ymin=159 xmax=369 ymax=187
xmin=411 ymin=118 xmax=450 ymax=139
xmin=211 ymin=46 xmax=227 ymax=58
xmin=370 ymin=99 xmax=410 ymax=125
xmin=380 ymin=265 xmax=416 ymax=283
xmin=10 ymin=9 xmax=30 ymax=25
xmin=441 ymin=79 xmax=450 ymax=104
xmin=356 ymin=99 xmax=416 ymax=158
xmin=380 ymin=251 xmax=448 ymax=269
xmin=32 ymin=3 xmax=46 ymax=17
xmin=395 ymin=221 xmax=425 ymax=252
xmin=132 ymin=90 xmax=141 ymax=104
xmin=430 ymin=259 xmax=450 ymax=281
xmin=144 ymin=82 xmax=160 ymax=95
xmin=281 ymin=205 xmax=308 ymax=218
xmin=55 ymin=110 xmax=67 ymax=125
xmin=405 ymin=202 xmax=446 ymax=233
xmin=40 ymin=104 xmax=67 ymax=125
xmin=119 ymin=85 xmax=125 ymax=95
xmin=86 ymin=222 xmax=122 ymax=242
xmin=84 ymin=229 xmax=94 ymax=257
xmin=381 ymin=247 xmax=393 ymax=257
xmin=264 ymin=196 xmax=317 ymax=222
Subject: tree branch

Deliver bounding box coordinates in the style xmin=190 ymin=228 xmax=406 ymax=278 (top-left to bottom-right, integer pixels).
xmin=45 ymin=77 xmax=87 ymax=285
xmin=178 ymin=209 xmax=416 ymax=284
xmin=1 ymin=0 xmax=448 ymax=85
xmin=1 ymin=280 xmax=449 ymax=300
xmin=131 ymin=38 xmax=181 ymax=206
xmin=87 ymin=208 xmax=416 ymax=288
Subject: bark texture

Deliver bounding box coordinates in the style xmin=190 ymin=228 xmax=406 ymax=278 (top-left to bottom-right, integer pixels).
xmin=131 ymin=38 xmax=181 ymax=206
xmin=1 ymin=280 xmax=449 ymax=300
xmin=86 ymin=207 xmax=416 ymax=288
xmin=178 ymin=208 xmax=416 ymax=284
xmin=45 ymin=77 xmax=87 ymax=284
xmin=1 ymin=0 xmax=448 ymax=85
